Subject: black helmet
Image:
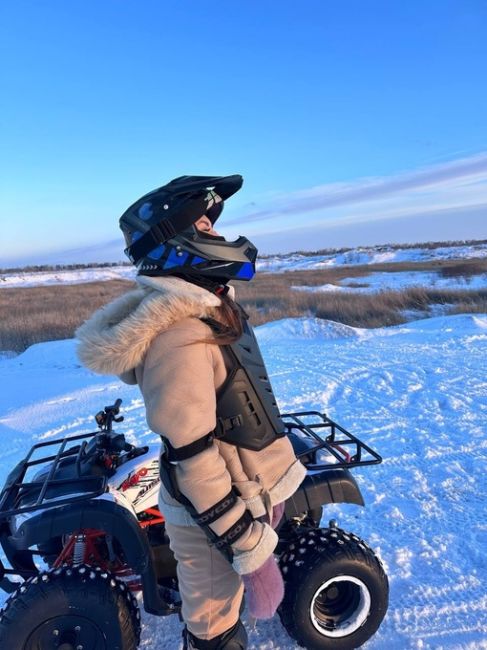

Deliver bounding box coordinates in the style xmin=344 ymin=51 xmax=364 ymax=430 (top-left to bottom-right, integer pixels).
xmin=119 ymin=174 xmax=257 ymax=283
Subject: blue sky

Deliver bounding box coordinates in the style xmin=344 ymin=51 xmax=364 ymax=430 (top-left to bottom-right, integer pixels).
xmin=1 ymin=0 xmax=486 ymax=264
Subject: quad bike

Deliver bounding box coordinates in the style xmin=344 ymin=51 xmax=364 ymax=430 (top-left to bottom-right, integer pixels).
xmin=0 ymin=399 xmax=388 ymax=650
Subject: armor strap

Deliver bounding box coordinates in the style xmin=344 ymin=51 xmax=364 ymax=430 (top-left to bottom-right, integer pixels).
xmin=213 ymin=510 xmax=254 ymax=551
xmin=193 ymin=488 xmax=240 ymax=526
xmin=164 ymin=432 xmax=216 ymax=462
xmin=163 ymin=416 xmax=243 ymax=462
xmin=159 ymin=450 xmax=252 ymax=562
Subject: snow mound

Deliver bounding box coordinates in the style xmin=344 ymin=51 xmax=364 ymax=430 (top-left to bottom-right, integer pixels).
xmin=5 ymin=339 xmax=81 ymax=369
xmin=256 ymin=314 xmax=487 ymax=347
xmin=256 ymin=317 xmax=361 ymax=341
xmin=400 ymin=312 xmax=487 ymax=334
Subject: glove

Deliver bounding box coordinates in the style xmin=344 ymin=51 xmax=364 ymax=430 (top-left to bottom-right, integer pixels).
xmin=241 ymin=554 xmax=284 ymax=619
xmin=270 ymin=501 xmax=285 ymax=529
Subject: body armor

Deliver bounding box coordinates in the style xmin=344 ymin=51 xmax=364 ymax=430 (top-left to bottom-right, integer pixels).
xmin=214 ymin=312 xmax=286 ymax=451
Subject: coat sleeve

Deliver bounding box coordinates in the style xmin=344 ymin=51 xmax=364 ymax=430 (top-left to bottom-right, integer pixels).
xmin=140 ymin=319 xmax=277 ymax=574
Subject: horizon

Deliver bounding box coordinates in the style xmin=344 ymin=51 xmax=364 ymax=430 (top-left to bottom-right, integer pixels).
xmin=2 ymin=237 xmax=487 ymax=272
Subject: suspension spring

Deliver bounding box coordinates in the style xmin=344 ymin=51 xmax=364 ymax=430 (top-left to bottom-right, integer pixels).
xmin=73 ymin=534 xmax=86 ymax=565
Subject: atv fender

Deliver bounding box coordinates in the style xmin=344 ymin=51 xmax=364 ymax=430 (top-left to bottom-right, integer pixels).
xmin=7 ymin=499 xmax=168 ymax=615
xmin=285 ymin=468 xmax=364 ymax=519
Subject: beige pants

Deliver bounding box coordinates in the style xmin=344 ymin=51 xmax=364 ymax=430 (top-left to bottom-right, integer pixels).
xmin=165 ymin=521 xmax=245 ymax=640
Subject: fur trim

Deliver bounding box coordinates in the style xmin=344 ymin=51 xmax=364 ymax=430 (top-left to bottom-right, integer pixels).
xmin=242 ymin=494 xmax=267 ymax=519
xmin=135 ymin=275 xmax=221 ymax=306
xmin=232 ymin=523 xmax=278 ymax=575
xmin=75 ymin=276 xmax=221 ymax=375
xmin=268 ymin=459 xmax=307 ymax=507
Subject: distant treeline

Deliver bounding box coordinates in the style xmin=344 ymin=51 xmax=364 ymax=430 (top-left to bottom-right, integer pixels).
xmin=0 ymin=261 xmax=130 ymax=274
xmin=2 ymin=238 xmax=486 ymax=274
xmin=265 ymin=238 xmax=487 ymax=259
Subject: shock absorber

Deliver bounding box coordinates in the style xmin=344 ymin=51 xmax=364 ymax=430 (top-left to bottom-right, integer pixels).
xmin=73 ymin=534 xmax=86 ymax=565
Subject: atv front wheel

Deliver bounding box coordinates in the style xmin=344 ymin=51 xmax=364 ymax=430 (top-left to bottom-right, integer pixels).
xmin=279 ymin=526 xmax=388 ymax=650
xmin=0 ymin=564 xmax=141 ymax=650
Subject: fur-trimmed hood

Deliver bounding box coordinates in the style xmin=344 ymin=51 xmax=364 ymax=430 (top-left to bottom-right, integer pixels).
xmin=75 ymin=276 xmax=222 ymax=376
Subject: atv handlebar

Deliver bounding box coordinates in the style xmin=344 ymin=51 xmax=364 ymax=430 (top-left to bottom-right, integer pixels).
xmin=95 ymin=399 xmax=124 ymax=432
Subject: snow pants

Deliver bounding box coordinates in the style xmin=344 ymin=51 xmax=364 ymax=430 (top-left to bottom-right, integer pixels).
xmin=165 ymin=521 xmax=245 ymax=640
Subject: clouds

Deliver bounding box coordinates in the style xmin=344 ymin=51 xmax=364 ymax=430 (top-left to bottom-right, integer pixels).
xmin=225 ymin=152 xmax=487 ymax=232
xmin=4 ymin=153 xmax=486 ymax=264
xmin=252 ymin=204 xmax=487 ymax=254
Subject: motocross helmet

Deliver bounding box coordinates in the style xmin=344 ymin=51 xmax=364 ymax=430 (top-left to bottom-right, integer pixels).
xmin=119 ymin=174 xmax=257 ymax=283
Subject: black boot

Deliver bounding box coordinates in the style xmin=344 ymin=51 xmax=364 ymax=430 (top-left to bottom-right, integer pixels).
xmin=183 ymin=620 xmax=248 ymax=649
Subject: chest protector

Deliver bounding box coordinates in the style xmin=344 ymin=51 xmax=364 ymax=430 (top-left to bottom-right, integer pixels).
xmin=209 ymin=311 xmax=286 ymax=451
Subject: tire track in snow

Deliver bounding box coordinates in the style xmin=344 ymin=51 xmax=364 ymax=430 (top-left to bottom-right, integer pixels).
xmin=261 ymin=320 xmax=487 ymax=649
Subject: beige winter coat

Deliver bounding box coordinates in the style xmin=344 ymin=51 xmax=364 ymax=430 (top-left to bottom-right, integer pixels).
xmin=76 ymin=275 xmax=306 ymax=575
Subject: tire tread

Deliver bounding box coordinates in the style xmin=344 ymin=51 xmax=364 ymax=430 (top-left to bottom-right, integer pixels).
xmin=0 ymin=565 xmax=141 ymax=649
xmin=279 ymin=527 xmax=388 ymax=650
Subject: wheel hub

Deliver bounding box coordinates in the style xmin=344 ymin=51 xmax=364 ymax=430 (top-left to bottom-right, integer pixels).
xmin=310 ymin=575 xmax=372 ymax=638
xmin=25 ymin=615 xmax=106 ymax=650
xmin=325 ymin=585 xmax=339 ymax=600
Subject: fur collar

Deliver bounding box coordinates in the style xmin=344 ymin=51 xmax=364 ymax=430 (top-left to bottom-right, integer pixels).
xmin=75 ymin=276 xmax=222 ymax=375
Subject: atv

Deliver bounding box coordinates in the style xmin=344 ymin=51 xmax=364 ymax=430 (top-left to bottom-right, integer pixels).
xmin=0 ymin=399 xmax=388 ymax=650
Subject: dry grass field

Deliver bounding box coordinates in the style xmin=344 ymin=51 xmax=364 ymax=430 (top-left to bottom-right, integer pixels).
xmin=0 ymin=280 xmax=134 ymax=352
xmin=236 ymin=271 xmax=487 ymax=327
xmin=1 ymin=259 xmax=486 ymax=352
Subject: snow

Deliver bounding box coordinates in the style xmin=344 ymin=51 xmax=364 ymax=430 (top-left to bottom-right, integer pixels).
xmin=1 ymin=242 xmax=486 ymax=288
xmin=255 ymin=317 xmax=362 ymax=342
xmin=1 ymin=312 xmax=486 ymax=648
xmin=257 ymin=243 xmax=487 ymax=273
xmin=0 ymin=265 xmax=136 ymax=288
xmin=293 ymin=270 xmax=487 ymax=294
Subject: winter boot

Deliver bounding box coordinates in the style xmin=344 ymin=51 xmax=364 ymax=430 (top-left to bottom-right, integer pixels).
xmin=183 ymin=620 xmax=248 ymax=649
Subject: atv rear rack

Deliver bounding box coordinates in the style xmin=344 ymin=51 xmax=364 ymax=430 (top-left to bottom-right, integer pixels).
xmin=0 ymin=431 xmax=107 ymax=519
xmin=281 ymin=411 xmax=382 ymax=470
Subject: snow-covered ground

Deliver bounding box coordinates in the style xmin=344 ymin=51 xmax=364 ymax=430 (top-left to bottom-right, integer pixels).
xmin=0 ymin=265 xmax=136 ymax=288
xmin=293 ymin=270 xmax=487 ymax=294
xmin=258 ymin=243 xmax=487 ymax=273
xmin=0 ymin=314 xmax=486 ymax=649
xmin=1 ymin=242 xmax=486 ymax=288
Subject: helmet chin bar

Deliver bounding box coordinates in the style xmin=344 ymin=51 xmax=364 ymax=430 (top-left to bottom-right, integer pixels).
xmin=171 ymin=271 xmax=232 ymax=294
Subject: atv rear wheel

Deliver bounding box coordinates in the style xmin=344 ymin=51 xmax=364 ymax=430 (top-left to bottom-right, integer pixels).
xmin=0 ymin=564 xmax=141 ymax=650
xmin=278 ymin=526 xmax=388 ymax=650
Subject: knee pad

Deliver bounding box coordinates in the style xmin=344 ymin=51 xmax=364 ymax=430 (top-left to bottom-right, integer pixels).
xmin=183 ymin=619 xmax=248 ymax=649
